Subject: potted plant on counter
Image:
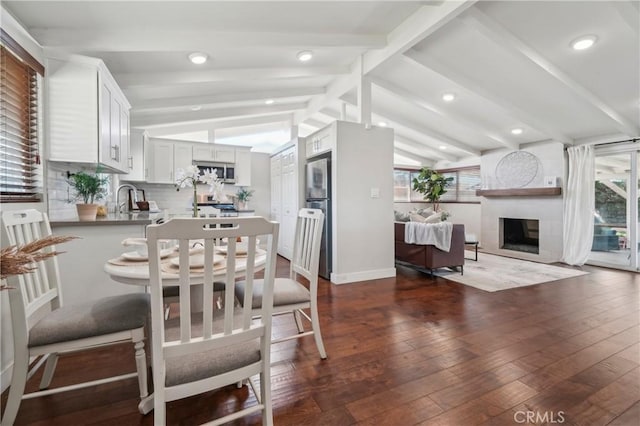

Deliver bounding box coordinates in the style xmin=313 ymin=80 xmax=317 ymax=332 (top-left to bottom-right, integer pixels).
xmin=67 ymin=169 xmax=109 ymax=221
xmin=235 ymin=187 xmax=254 ymax=211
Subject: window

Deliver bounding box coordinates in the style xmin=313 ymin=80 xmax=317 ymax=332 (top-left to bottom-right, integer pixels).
xmin=393 ymin=166 xmax=481 ymax=203
xmin=1 ymin=30 xmax=44 ymax=203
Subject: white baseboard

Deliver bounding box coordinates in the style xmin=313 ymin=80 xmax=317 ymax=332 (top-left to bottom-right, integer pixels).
xmin=330 ymin=267 xmax=396 ymax=285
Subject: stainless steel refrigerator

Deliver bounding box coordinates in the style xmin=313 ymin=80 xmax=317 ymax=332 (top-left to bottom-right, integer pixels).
xmin=306 ymin=155 xmax=332 ymax=279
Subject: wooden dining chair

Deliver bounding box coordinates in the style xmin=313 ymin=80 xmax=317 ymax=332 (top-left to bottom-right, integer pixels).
xmin=145 ymin=216 xmax=279 ymax=425
xmin=0 ymin=209 xmax=150 ymax=426
xmin=235 ymin=208 xmax=327 ymax=359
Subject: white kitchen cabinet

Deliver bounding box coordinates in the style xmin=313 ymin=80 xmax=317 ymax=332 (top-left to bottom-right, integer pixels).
xmin=235 ymin=148 xmax=252 ymax=186
xmin=145 ymin=139 xmax=193 ymax=184
xmin=192 ymin=144 xmax=235 ymax=163
xmin=305 ymin=125 xmax=334 ymax=159
xmin=47 ymin=54 xmax=131 ymax=173
xmin=270 ymin=143 xmax=303 ymax=259
xmin=123 ymin=129 xmax=146 ymax=181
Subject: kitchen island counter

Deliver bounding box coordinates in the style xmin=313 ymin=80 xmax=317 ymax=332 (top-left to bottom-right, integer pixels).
xmin=50 ymin=212 xmax=162 ymax=228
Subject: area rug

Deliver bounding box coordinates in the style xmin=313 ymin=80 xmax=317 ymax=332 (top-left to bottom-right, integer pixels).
xmin=432 ymin=251 xmax=589 ymax=292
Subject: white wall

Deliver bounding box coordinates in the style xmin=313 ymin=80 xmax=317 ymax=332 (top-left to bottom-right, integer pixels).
xmin=1 ymin=4 xmax=46 ymax=392
xmin=332 ymin=121 xmax=396 ymax=284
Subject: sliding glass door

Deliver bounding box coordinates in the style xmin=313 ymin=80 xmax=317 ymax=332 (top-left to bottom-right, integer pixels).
xmin=588 ymin=146 xmax=639 ymax=271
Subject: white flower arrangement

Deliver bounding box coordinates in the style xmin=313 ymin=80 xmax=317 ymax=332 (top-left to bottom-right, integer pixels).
xmin=175 ymin=166 xmax=223 ymax=217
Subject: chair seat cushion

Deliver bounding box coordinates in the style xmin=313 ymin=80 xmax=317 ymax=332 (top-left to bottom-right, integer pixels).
xmin=235 ymin=278 xmax=311 ymax=309
xmin=29 ymin=293 xmax=150 ymax=347
xmin=163 ymin=310 xmax=261 ymax=387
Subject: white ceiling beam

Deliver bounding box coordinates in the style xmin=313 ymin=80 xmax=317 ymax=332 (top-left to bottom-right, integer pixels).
xmin=362 ymin=1 xmax=477 ymax=74
xmin=394 ymin=148 xmax=434 ymax=166
xmin=402 ymin=53 xmax=574 ymax=145
xmin=610 ymin=1 xmax=640 ymax=36
xmin=304 ymin=118 xmax=329 ymax=129
xmin=340 ymin=96 xmax=481 ymax=156
xmin=316 ymin=105 xmax=459 ymax=161
xmin=143 ymin=113 xmax=294 ymax=137
xmin=394 ymin=134 xmax=458 ymax=162
xmin=31 ymin=29 xmax=387 ymax=51
xmin=369 ymin=76 xmax=519 ymax=150
xmin=132 ymin=103 xmax=305 ymax=128
xmin=462 ymin=8 xmax=640 ymax=137
xmin=130 ymin=87 xmax=326 ymax=112
xmin=295 ymin=1 xmax=477 ymax=124
xmin=116 ymin=66 xmax=349 ymax=87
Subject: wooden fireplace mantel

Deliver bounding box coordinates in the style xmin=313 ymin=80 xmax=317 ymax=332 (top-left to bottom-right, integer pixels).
xmin=475 ymin=187 xmax=562 ymax=197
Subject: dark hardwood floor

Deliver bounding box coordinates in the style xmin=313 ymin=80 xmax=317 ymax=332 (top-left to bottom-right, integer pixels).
xmin=2 ymin=257 xmax=639 ymax=425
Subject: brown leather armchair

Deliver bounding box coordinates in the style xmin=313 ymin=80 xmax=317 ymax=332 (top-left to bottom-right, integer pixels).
xmin=394 ymin=222 xmax=465 ymax=275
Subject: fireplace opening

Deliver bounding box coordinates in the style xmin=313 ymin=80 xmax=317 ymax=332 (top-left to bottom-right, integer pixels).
xmin=501 ymin=218 xmax=539 ymax=254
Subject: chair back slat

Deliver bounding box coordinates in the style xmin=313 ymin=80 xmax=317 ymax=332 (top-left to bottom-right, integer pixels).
xmin=290 ymin=209 xmax=325 ymax=284
xmin=2 ymin=209 xmax=66 ymax=348
xmin=146 ymin=216 xmax=279 ymax=392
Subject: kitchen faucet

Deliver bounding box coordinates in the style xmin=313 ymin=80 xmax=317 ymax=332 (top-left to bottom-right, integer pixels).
xmin=116 ymin=183 xmax=139 ymax=213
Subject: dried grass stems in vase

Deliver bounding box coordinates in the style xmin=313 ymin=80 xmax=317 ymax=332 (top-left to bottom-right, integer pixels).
xmin=0 ymin=235 xmax=77 ymax=290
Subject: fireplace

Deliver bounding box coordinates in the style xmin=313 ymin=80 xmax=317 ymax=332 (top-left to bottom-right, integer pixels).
xmin=500 ymin=218 xmax=539 ymax=254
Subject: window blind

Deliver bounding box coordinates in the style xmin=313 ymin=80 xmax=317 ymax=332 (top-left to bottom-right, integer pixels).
xmin=1 ymin=42 xmax=42 ymax=202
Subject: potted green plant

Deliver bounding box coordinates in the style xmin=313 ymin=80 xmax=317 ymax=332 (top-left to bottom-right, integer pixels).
xmin=412 ymin=167 xmax=454 ymax=213
xmin=235 ymin=187 xmax=254 ymax=210
xmin=67 ymin=170 xmax=109 ymax=221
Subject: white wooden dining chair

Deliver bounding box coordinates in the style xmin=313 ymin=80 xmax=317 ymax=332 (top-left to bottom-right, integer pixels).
xmin=235 ymin=208 xmax=327 ymax=359
xmin=0 ymin=209 xmax=150 ymax=426
xmin=145 ymin=216 xmax=279 ymax=426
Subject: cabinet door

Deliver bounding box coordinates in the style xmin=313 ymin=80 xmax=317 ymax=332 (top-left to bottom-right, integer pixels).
xmin=192 ymin=145 xmax=213 ymax=161
xmin=174 ymin=143 xmax=193 ymax=177
xmin=119 ymin=106 xmax=129 ymax=172
xmin=99 ymin=83 xmax=115 ymax=169
xmin=147 ymin=141 xmax=174 ymax=183
xmin=280 ymin=147 xmax=298 ymax=259
xmin=235 ymin=149 xmax=252 ymax=186
xmin=270 ymin=155 xmax=282 ymax=222
xmin=306 ymin=127 xmax=333 ymax=158
xmin=214 ymin=146 xmax=235 ymax=163
xmin=124 ymin=129 xmax=145 ymax=181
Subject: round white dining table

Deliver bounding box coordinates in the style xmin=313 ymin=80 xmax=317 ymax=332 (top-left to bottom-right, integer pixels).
xmin=103 ymin=248 xmax=267 ymax=312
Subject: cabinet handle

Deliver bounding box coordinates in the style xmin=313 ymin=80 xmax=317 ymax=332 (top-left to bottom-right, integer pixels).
xmin=128 ymin=157 xmax=133 ymax=169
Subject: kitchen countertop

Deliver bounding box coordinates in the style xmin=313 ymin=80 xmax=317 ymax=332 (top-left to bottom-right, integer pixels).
xmin=50 ymin=212 xmax=162 ymax=227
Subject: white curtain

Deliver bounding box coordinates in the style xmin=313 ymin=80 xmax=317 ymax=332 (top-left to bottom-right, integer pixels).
xmin=562 ymin=145 xmax=595 ymax=265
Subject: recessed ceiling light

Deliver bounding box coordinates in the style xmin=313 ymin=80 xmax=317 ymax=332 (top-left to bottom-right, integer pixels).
xmin=511 ymin=128 xmax=524 ymax=135
xmin=190 ymin=105 xmax=202 ymax=111
xmin=297 ymin=50 xmax=313 ymax=62
xmin=378 ymin=121 xmax=387 ymax=127
xmin=188 ymin=52 xmax=208 ymax=65
xmin=265 ymin=99 xmax=275 ymax=105
xmin=439 ymin=146 xmax=447 ymax=150
xmin=571 ymin=35 xmax=597 ymax=51
xmin=442 ymin=93 xmax=456 ymax=102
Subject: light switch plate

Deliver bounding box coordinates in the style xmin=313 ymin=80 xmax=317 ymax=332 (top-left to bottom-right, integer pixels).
xmin=370 ymin=187 xmax=380 ymax=198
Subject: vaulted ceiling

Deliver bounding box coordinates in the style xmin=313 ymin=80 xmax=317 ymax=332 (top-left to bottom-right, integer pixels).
xmin=4 ymin=1 xmax=639 ymax=164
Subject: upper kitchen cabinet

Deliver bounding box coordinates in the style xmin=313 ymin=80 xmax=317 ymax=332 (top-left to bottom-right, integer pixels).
xmin=305 ymin=125 xmax=334 ymax=159
xmin=234 ymin=147 xmax=251 ymax=187
xmin=192 ymin=144 xmax=235 ymax=163
xmin=145 ymin=138 xmax=193 ymax=184
xmin=46 ymin=54 xmax=131 ymax=173
xmin=122 ymin=129 xmax=146 ymax=181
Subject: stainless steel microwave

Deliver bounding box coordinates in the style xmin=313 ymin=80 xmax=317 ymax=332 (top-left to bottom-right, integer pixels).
xmin=193 ymin=161 xmax=235 ymax=184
